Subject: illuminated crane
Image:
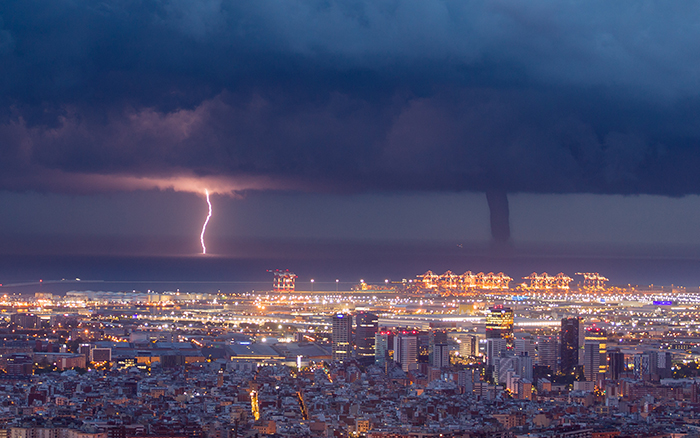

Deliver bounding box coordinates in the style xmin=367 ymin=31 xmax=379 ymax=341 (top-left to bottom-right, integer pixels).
xmin=575 ymin=272 xmax=609 ymax=290
xmin=491 ymin=272 xmax=513 ymax=290
xmin=417 ymin=271 xmax=439 ymax=289
xmin=270 ymin=270 xmax=298 ymax=292
xmin=416 ymin=270 xmax=512 ymax=291
xmin=438 ymin=270 xmax=459 ymax=289
xmin=523 ymin=272 xmax=573 ymax=290
xmin=459 ymin=271 xmax=477 ymax=289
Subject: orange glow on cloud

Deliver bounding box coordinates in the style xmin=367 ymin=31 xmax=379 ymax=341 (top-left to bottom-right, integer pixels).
xmin=16 ymin=169 xmax=307 ymax=196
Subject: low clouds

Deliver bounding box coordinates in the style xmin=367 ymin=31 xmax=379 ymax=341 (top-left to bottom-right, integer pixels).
xmin=0 ymin=0 xmax=700 ymax=198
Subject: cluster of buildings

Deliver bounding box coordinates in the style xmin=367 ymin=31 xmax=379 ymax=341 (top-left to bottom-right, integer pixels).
xmin=0 ymin=283 xmax=697 ymax=437
xmin=324 ymin=304 xmax=700 ymax=437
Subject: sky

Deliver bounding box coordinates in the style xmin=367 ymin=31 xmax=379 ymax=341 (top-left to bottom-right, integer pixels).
xmin=2 ymin=1 xmax=700 ymax=288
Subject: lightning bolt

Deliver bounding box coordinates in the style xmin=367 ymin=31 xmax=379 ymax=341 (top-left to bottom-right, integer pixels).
xmin=200 ymin=189 xmax=212 ymax=254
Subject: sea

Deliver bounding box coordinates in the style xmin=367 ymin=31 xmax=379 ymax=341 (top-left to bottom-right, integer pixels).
xmin=1 ymin=239 xmax=700 ymax=295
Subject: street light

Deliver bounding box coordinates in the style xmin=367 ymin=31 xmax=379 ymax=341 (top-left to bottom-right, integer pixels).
xmin=311 ymin=279 xmax=314 ymax=292
xmin=336 ymin=279 xmax=339 ymax=292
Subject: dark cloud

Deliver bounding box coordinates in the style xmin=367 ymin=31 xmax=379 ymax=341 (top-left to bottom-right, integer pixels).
xmin=1 ymin=0 xmax=700 ymax=203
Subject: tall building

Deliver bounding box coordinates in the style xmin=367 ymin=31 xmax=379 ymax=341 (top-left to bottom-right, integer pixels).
xmin=494 ymin=355 xmax=518 ymax=385
xmin=633 ymin=353 xmax=651 ymax=380
xmin=515 ymin=337 xmax=536 ymax=358
xmin=658 ymin=351 xmax=673 ymax=379
xmin=485 ymin=306 xmax=514 ymax=349
xmin=584 ymin=327 xmax=607 ymax=377
xmin=494 ymin=352 xmax=532 ymax=386
xmin=375 ymin=331 xmax=390 ymax=366
xmin=394 ymin=331 xmax=418 ymax=372
xmin=457 ymin=369 xmax=477 ymax=394
xmin=355 ymin=312 xmax=378 ymax=363
xmin=518 ymin=352 xmax=534 ymax=381
xmin=607 ymin=348 xmax=625 ymax=380
xmin=432 ymin=343 xmax=450 ymax=369
xmin=560 ymin=317 xmax=581 ymax=375
xmin=428 ymin=329 xmax=448 ymax=364
xmin=583 ymin=341 xmax=602 ymax=382
xmin=332 ymin=313 xmax=352 ymax=361
xmin=634 ymin=351 xmax=671 ymax=380
xmin=486 ymin=338 xmax=508 ymax=367
xmin=456 ymin=333 xmax=478 ymax=358
xmin=536 ymin=335 xmax=558 ymax=373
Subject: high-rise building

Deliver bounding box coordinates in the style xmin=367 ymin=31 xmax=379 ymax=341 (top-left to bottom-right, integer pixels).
xmin=494 ymin=355 xmax=517 ymax=385
xmin=560 ymin=317 xmax=581 ymax=375
xmin=633 ymin=351 xmax=670 ymax=380
xmin=432 ymin=343 xmax=450 ymax=369
xmin=332 ymin=313 xmax=352 ymax=361
xmin=584 ymin=327 xmax=607 ymax=377
xmin=485 ymin=306 xmax=514 ymax=349
xmin=355 ymin=312 xmax=378 ymax=363
xmin=515 ymin=337 xmax=535 ymax=359
xmin=658 ymin=351 xmax=673 ymax=379
xmin=584 ymin=341 xmax=602 ymax=382
xmin=79 ymin=344 xmax=91 ymax=358
xmin=536 ymin=335 xmax=558 ymax=373
xmin=428 ymin=329 xmax=448 ymax=364
xmin=375 ymin=331 xmax=390 ymax=366
xmin=456 ymin=333 xmax=478 ymax=358
xmin=633 ymin=353 xmax=651 ymax=380
xmin=394 ymin=331 xmax=418 ymax=372
xmin=494 ymin=352 xmax=532 ymax=386
xmin=457 ymin=369 xmax=477 ymax=394
xmin=486 ymin=338 xmax=508 ymax=367
xmin=607 ymin=348 xmax=625 ymax=380
xmin=518 ymin=352 xmax=534 ymax=381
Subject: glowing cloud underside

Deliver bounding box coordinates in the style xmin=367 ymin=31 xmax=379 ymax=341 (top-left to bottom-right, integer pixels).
xmin=13 ymin=170 xmax=310 ymax=196
xmin=200 ymin=189 xmax=212 ymax=254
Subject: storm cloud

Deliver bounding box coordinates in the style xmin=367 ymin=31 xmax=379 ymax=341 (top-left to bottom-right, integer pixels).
xmin=2 ymin=0 xmax=700 ymax=240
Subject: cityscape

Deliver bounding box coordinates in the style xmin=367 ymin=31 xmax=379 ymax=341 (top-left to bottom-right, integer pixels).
xmin=0 ymin=269 xmax=697 ymax=437
xmin=3 ymin=2 xmax=700 ymax=438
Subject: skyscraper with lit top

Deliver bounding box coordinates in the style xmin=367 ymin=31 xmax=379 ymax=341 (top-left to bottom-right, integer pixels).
xmin=485 ymin=306 xmax=514 ymax=349
xmin=332 ymin=313 xmax=352 ymax=361
xmin=355 ymin=312 xmax=378 ymax=363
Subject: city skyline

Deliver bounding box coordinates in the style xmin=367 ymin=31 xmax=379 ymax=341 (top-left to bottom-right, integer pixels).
xmin=5 ymin=2 xmax=700 ymax=437
xmin=0 ymin=261 xmax=696 ymax=436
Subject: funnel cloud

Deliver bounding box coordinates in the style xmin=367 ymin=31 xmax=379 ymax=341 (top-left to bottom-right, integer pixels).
xmin=486 ymin=190 xmax=510 ymax=244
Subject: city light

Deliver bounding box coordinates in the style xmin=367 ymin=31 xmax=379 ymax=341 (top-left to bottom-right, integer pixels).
xmin=0 ymin=269 xmax=695 ymax=437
